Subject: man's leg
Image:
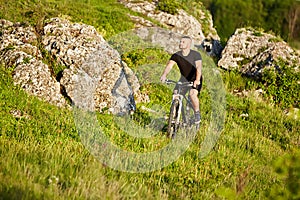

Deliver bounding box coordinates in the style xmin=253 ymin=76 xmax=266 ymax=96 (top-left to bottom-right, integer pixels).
xmin=189 ymin=89 xmax=199 ymax=111
xmin=189 ymin=89 xmax=201 ymax=124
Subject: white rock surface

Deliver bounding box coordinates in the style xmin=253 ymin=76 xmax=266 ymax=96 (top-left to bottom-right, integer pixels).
xmin=218 ymin=28 xmax=300 ymax=77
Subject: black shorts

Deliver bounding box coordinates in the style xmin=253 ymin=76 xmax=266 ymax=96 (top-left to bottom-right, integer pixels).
xmin=191 ymin=82 xmax=202 ymax=92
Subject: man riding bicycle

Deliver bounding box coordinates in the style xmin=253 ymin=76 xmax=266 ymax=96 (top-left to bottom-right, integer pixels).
xmin=160 ymin=36 xmax=202 ymax=124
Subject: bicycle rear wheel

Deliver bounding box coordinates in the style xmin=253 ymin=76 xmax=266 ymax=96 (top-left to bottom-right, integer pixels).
xmin=167 ymin=99 xmax=179 ymax=138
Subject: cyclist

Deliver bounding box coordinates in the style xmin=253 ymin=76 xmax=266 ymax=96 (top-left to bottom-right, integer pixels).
xmin=160 ymin=36 xmax=202 ymax=124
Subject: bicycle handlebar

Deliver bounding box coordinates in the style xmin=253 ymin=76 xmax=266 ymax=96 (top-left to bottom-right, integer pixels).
xmin=165 ymin=79 xmax=193 ymax=87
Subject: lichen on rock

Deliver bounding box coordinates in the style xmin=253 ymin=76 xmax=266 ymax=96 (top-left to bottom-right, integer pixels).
xmin=218 ymin=28 xmax=300 ymax=77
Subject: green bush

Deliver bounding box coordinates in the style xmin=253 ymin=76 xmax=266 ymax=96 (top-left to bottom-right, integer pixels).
xmin=222 ymin=63 xmax=299 ymax=110
xmin=222 ymin=70 xmax=259 ymax=92
xmin=156 ymin=0 xmax=181 ymax=15
xmin=260 ymin=62 xmax=300 ymax=109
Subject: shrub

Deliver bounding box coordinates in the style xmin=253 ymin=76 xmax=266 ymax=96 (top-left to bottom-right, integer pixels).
xmin=222 ymin=70 xmax=259 ymax=92
xmin=156 ymin=0 xmax=181 ymax=15
xmin=260 ymin=61 xmax=300 ymax=109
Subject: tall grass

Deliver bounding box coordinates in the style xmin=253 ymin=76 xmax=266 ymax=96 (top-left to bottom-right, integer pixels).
xmin=1 ymin=54 xmax=299 ymax=199
xmin=0 ymin=0 xmax=135 ymax=38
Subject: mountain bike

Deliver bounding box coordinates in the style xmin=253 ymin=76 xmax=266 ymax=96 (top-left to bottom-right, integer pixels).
xmin=165 ymin=79 xmax=199 ymax=139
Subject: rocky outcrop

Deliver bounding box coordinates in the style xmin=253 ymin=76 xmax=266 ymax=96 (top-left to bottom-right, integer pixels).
xmin=218 ymin=28 xmax=300 ymax=77
xmin=1 ymin=18 xmax=147 ymax=114
xmin=134 ymin=27 xmax=187 ymax=54
xmin=119 ymin=0 xmax=205 ymax=42
xmin=0 ymin=19 xmax=67 ymax=107
xmin=43 ymin=18 xmax=149 ymax=114
xmin=118 ymin=0 xmax=222 ymax=57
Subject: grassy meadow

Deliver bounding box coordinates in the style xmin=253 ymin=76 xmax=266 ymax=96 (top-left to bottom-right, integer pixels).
xmin=1 ymin=0 xmax=300 ymax=199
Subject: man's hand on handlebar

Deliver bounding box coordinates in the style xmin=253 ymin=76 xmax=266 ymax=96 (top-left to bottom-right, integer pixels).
xmin=193 ymin=79 xmax=200 ymax=88
xmin=160 ymin=75 xmax=167 ymax=83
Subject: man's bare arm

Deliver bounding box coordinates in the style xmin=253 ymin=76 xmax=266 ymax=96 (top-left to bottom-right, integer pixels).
xmin=194 ymin=60 xmax=202 ymax=86
xmin=160 ymin=60 xmax=176 ymax=82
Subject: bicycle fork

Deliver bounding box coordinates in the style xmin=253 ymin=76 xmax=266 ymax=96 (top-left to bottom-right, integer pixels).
xmin=172 ymin=94 xmax=183 ymax=126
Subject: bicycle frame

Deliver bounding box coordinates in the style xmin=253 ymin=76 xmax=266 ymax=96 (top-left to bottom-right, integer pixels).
xmin=165 ymin=79 xmax=195 ymax=137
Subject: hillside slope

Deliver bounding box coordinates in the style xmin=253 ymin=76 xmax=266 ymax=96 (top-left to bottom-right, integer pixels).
xmin=0 ymin=0 xmax=300 ymax=199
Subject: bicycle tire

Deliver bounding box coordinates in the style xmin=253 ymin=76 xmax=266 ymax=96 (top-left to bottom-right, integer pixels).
xmin=167 ymin=99 xmax=179 ymax=138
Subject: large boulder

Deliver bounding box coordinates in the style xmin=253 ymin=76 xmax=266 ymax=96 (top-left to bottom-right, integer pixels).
xmin=118 ymin=0 xmax=222 ymax=56
xmin=0 ymin=18 xmax=146 ymax=114
xmin=119 ymin=0 xmax=205 ymax=42
xmin=218 ymin=28 xmax=300 ymax=77
xmin=42 ymin=17 xmax=144 ymax=114
xmin=0 ymin=19 xmax=67 ymax=107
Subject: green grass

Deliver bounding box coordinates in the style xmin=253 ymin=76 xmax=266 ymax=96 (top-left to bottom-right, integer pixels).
xmin=0 ymin=0 xmax=136 ymax=38
xmin=1 ymin=56 xmax=299 ymax=199
xmin=1 ymin=0 xmax=300 ymax=199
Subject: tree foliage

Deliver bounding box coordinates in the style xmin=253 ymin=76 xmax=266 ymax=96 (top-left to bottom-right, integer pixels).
xmin=203 ymin=0 xmax=300 ymax=43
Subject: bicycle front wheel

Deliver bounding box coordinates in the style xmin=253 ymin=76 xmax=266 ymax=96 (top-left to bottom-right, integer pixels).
xmin=167 ymin=99 xmax=179 ymax=138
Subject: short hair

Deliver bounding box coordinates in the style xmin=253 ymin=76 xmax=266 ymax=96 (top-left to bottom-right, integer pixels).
xmin=181 ymin=36 xmax=192 ymax=40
